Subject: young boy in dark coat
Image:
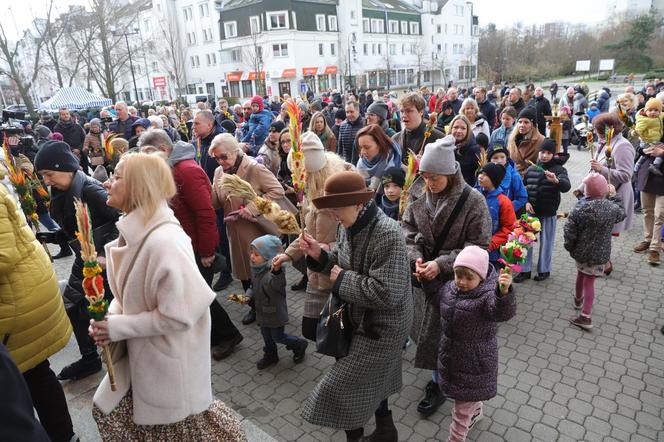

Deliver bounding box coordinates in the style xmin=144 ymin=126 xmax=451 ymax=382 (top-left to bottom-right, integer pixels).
xmin=247 ymin=235 xmax=308 ymax=369
xmin=428 ymin=246 xmax=516 ymax=442
xmin=515 ymin=139 xmax=571 ymax=282
xmin=564 ymin=173 xmax=625 ymax=330
xmin=375 ymin=166 xmax=405 ymax=221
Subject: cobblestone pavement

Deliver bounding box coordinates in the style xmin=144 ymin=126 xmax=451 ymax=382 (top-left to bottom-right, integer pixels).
xmin=50 ymin=148 xmax=664 ymax=441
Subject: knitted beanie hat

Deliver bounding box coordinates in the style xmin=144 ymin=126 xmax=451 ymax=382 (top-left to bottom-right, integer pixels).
xmin=454 ymin=245 xmax=489 ymax=280
xmin=366 ymin=101 xmax=389 ymax=120
xmin=419 ymin=135 xmax=458 ymax=175
xmin=381 ymin=166 xmax=406 ymax=188
xmin=517 ymin=106 xmax=537 ymax=123
xmin=34 ymin=141 xmax=80 ymax=172
xmin=645 ymin=98 xmax=662 ymax=112
xmin=539 ymin=138 xmax=557 ymax=153
xmin=250 ymin=234 xmax=283 ymax=262
xmin=250 ymin=95 xmax=264 ymax=112
xmin=583 ymin=172 xmax=608 ymax=199
xmin=301 ymin=131 xmax=326 ymax=172
xmin=480 ymin=162 xmax=506 ymax=189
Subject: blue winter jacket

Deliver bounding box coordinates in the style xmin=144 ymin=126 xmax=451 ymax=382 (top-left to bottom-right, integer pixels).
xmin=498 ymin=160 xmax=528 ymax=213
xmin=241 ymin=109 xmax=273 ymax=153
xmin=481 ymin=187 xmax=504 ymax=261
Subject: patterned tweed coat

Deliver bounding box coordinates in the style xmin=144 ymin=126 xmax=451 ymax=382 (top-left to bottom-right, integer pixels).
xmin=402 ymin=169 xmax=492 ymax=369
xmin=302 ymin=202 xmax=413 ymax=430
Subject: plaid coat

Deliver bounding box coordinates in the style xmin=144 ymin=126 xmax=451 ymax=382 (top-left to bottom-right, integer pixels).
xmin=402 ymin=169 xmax=492 ymax=369
xmin=302 ymin=203 xmax=413 ymax=430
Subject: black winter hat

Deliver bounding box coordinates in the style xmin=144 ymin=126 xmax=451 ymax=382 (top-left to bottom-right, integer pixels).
xmin=539 ymin=138 xmax=557 ymax=153
xmin=381 ymin=167 xmax=406 ymax=188
xmin=475 ymin=132 xmax=489 ymax=150
xmin=517 ymin=106 xmax=537 ymax=123
xmin=269 ymin=120 xmax=286 ymax=133
xmin=220 ymin=119 xmax=237 ymax=133
xmin=366 ymin=101 xmax=389 ymax=121
xmin=34 ymin=141 xmax=80 ymax=172
xmin=480 ymin=162 xmax=506 ymax=189
xmin=334 ymin=109 xmax=346 ymax=120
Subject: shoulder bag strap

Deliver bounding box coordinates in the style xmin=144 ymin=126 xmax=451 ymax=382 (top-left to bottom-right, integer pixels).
xmin=118 ymin=221 xmax=179 ymax=296
xmin=428 ymin=185 xmax=471 ymax=261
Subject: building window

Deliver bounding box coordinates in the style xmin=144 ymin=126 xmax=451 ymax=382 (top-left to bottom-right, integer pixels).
xmin=407 ymin=68 xmax=414 ymax=83
xmin=224 ymin=21 xmax=237 ymax=38
xmin=203 ymin=28 xmax=213 ymax=42
xmin=143 ymin=19 xmax=151 ymax=32
xmin=400 ymin=20 xmax=408 ymax=34
xmin=398 ymin=69 xmax=405 ymax=84
xmin=423 ymin=71 xmax=430 ymax=82
xmin=437 ymin=43 xmax=442 ymax=52
xmin=388 ymin=20 xmax=398 ymax=34
xmin=330 ymin=43 xmax=335 ymax=55
xmin=242 ymin=80 xmax=253 ymax=97
xmin=363 ymin=43 xmax=368 ymax=56
xmin=152 ymin=61 xmax=158 ymax=70
xmin=372 ymin=43 xmax=376 ymax=55
xmin=363 ymin=18 xmax=370 ymax=33
xmin=316 ymin=14 xmax=326 ymax=31
xmin=291 ymin=11 xmax=297 ymax=29
xmin=445 ymin=24 xmax=448 ymax=34
xmin=267 ymin=11 xmax=288 ymax=29
xmin=231 ymin=48 xmax=242 ymax=62
xmin=190 ymin=55 xmax=200 ymax=68
xmin=272 ymin=43 xmax=288 ymax=57
xmin=183 ymin=7 xmax=192 ymax=21
xmin=401 ymin=43 xmax=405 ymax=55
xmin=187 ymin=32 xmax=196 ymax=45
xmin=410 ymin=22 xmax=419 ymax=35
xmin=370 ymin=18 xmax=384 ymax=33
xmin=250 ymin=16 xmax=260 ymax=34
xmin=410 ymin=43 xmax=416 ymax=54
xmin=389 ymin=43 xmax=396 ymax=55
xmin=206 ymin=54 xmax=211 ymax=65
xmin=437 ymin=24 xmax=441 ymax=33
xmin=456 ymin=5 xmax=464 ymax=16
xmin=319 ymin=43 xmax=324 ymax=56
xmin=199 ymin=3 xmax=209 ymax=17
xmin=211 ymin=53 xmax=217 ymax=65
xmin=350 ymin=10 xmax=356 ymax=20
xmin=328 ymin=16 xmax=338 ymax=31
xmin=377 ymin=43 xmax=382 ymax=55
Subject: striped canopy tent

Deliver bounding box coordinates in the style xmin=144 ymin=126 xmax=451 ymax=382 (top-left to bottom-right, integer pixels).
xmin=39 ymin=87 xmax=112 ymax=111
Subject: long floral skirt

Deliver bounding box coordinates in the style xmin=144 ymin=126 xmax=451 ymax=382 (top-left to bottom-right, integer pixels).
xmin=92 ymin=390 xmax=247 ymax=442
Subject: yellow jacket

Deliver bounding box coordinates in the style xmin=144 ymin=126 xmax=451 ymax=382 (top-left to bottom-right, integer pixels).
xmin=0 ymin=176 xmax=72 ymax=373
xmin=635 ymin=111 xmax=664 ymax=143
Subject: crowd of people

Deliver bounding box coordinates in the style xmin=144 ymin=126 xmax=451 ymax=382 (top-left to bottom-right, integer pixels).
xmin=1 ymin=76 xmax=663 ymax=442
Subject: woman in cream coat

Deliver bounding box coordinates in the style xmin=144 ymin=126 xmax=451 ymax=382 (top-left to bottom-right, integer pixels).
xmin=89 ymin=153 xmax=246 ymax=441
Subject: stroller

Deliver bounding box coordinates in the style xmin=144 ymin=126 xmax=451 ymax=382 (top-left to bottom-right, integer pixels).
xmin=571 ymin=116 xmax=593 ymax=151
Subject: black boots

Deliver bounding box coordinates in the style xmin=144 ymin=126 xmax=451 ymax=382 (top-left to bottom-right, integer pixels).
xmin=363 ymin=411 xmax=398 ymax=442
xmin=256 ymin=353 xmax=279 ymax=370
xmin=513 ymin=271 xmax=531 ymax=283
xmin=417 ymin=380 xmax=446 ymax=416
xmin=289 ymin=340 xmax=308 ymax=363
xmin=241 ymin=309 xmax=256 ymax=325
xmin=57 ymin=356 xmax=101 ymax=381
xmin=52 ymin=244 xmax=73 ymax=260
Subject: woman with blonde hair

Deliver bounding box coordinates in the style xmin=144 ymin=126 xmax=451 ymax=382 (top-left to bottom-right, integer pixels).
xmin=448 ymin=114 xmax=482 ymax=186
xmin=273 ymin=132 xmax=353 ymax=340
xmin=309 ymin=111 xmax=337 ymax=152
xmin=90 ymin=153 xmax=246 ymax=441
xmin=460 ymin=98 xmax=490 ymax=139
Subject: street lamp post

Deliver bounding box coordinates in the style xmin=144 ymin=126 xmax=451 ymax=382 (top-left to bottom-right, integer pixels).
xmin=111 ymin=27 xmax=140 ymax=104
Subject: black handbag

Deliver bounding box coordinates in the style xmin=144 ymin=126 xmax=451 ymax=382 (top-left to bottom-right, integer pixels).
xmin=316 ymin=218 xmax=378 ymax=359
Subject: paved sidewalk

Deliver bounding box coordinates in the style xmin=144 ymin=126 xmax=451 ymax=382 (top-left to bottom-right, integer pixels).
xmin=50 ymin=148 xmax=664 ymax=441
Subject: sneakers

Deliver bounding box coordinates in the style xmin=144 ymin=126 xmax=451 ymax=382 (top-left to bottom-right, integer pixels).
xmin=513 ymin=271 xmax=531 ymax=283
xmin=570 ymin=315 xmax=593 ymax=330
xmin=647 ymin=251 xmax=660 ymax=265
xmin=468 ymin=406 xmax=484 ymax=430
xmin=57 ymin=356 xmax=102 ymax=381
xmin=256 ymin=353 xmax=279 ymax=370
xmin=573 ymin=297 xmax=583 ymax=310
xmin=633 ymin=241 xmax=650 ymax=253
xmin=533 ymin=272 xmax=550 ymax=281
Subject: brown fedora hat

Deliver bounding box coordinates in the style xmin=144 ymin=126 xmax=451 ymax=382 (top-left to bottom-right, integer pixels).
xmin=312 ymin=171 xmax=374 ymax=209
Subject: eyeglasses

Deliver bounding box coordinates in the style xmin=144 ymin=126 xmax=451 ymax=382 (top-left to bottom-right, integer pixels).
xmin=213 ymin=153 xmax=230 ymax=162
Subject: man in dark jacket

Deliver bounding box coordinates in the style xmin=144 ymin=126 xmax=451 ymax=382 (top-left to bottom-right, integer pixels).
xmin=108 ymin=101 xmax=138 ymax=139
xmin=392 ymin=93 xmax=445 ymax=163
xmin=445 ymin=87 xmax=463 ymax=115
xmin=39 ymin=110 xmax=57 ymax=132
xmin=528 ymin=87 xmax=552 ymax=136
xmin=143 ymin=131 xmax=245 ymax=359
xmin=474 ymin=87 xmax=497 ymax=131
xmin=34 ymin=141 xmax=120 ymax=381
xmin=337 ymin=101 xmax=364 ymax=164
xmin=508 ymin=88 xmax=525 ymax=114
xmin=54 ymin=107 xmax=88 ymax=173
xmin=596 ymin=88 xmax=611 ymax=113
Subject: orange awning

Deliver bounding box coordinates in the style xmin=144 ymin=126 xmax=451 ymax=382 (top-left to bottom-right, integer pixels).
xmin=248 ymin=71 xmax=265 ymax=80
xmin=226 ymin=71 xmax=243 ymax=82
xmin=302 ymin=67 xmax=318 ymax=76
xmin=281 ymin=68 xmax=296 ymax=78
xmin=324 ymin=66 xmax=338 ymax=75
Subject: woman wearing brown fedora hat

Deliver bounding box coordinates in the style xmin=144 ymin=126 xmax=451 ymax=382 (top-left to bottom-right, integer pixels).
xmin=298 ymin=170 xmax=413 ymax=442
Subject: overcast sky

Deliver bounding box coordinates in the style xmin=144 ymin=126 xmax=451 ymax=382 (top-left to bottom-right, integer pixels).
xmin=7 ymin=0 xmax=608 ymax=40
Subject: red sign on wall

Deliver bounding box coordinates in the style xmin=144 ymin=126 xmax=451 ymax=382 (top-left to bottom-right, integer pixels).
xmin=152 ymin=76 xmax=167 ymax=88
